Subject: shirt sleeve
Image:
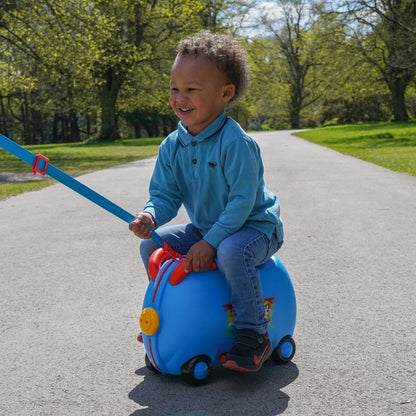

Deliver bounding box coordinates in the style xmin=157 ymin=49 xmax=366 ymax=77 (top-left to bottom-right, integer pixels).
xmin=143 ymin=142 xmax=183 ymax=228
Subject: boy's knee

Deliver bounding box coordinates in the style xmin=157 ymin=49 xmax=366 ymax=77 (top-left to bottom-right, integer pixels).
xmin=139 ymin=239 xmax=157 ymax=263
xmin=217 ymin=240 xmax=244 ymax=272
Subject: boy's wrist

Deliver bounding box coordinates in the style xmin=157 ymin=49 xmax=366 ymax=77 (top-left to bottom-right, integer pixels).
xmin=143 ymin=211 xmax=156 ymax=228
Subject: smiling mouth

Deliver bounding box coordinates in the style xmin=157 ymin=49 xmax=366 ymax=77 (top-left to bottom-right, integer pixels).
xmin=178 ymin=107 xmax=194 ymax=113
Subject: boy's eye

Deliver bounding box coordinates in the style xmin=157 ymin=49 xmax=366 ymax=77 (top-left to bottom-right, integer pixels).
xmin=170 ymin=87 xmax=199 ymax=93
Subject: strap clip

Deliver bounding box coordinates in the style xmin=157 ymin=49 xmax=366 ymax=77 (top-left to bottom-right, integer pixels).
xmin=32 ymin=154 xmax=49 ymax=175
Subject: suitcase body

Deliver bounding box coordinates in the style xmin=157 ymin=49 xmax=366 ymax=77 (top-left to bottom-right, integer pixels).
xmin=139 ymin=252 xmax=296 ymax=385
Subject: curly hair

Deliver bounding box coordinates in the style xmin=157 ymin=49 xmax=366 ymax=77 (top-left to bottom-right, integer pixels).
xmin=176 ymin=30 xmax=250 ymax=104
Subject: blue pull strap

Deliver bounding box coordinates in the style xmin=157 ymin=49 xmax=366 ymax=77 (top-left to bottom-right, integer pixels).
xmin=0 ymin=133 xmax=164 ymax=248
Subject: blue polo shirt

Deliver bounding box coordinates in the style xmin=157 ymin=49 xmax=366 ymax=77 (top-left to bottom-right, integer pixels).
xmin=143 ymin=112 xmax=283 ymax=248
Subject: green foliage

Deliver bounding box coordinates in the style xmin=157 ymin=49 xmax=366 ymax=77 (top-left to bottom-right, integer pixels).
xmin=1 ymin=0 xmax=416 ymax=141
xmin=0 ymin=0 xmax=207 ymax=143
xmin=345 ymin=0 xmax=416 ymax=121
xmin=0 ymin=137 xmax=163 ymax=173
xmin=0 ymin=180 xmax=55 ymax=200
xmin=245 ymin=36 xmax=291 ymax=130
xmin=296 ymin=121 xmax=416 ymax=176
xmin=0 ymin=136 xmax=163 ymax=199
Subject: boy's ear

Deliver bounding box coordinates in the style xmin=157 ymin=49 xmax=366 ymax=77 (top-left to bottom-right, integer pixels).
xmin=222 ymin=83 xmax=236 ymax=103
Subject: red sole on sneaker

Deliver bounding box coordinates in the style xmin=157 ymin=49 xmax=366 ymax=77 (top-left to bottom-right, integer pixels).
xmin=222 ymin=360 xmax=261 ymax=372
xmin=222 ymin=345 xmax=273 ymax=372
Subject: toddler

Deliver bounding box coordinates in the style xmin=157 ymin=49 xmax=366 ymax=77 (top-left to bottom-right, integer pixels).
xmin=129 ymin=30 xmax=284 ymax=372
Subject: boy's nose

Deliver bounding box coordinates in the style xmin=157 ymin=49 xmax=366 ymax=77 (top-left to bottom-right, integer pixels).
xmin=176 ymin=92 xmax=186 ymax=102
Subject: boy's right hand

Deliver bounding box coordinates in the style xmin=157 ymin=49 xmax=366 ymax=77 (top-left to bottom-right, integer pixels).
xmin=129 ymin=212 xmax=156 ymax=239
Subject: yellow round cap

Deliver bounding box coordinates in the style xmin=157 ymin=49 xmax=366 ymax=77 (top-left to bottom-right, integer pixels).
xmin=139 ymin=307 xmax=160 ymax=336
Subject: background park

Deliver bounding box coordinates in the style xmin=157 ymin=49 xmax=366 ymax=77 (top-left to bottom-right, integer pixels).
xmin=1 ymin=0 xmax=415 ymax=199
xmin=1 ymin=2 xmax=416 ymax=415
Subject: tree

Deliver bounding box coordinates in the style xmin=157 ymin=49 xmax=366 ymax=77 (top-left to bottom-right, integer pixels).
xmin=0 ymin=0 xmax=207 ymax=142
xmin=307 ymin=8 xmax=391 ymax=125
xmin=251 ymin=0 xmax=328 ymax=129
xmin=118 ymin=0 xmax=249 ymax=138
xmin=343 ymin=0 xmax=416 ymax=120
xmin=245 ymin=36 xmax=291 ymax=129
xmin=0 ymin=0 xmax=100 ymax=143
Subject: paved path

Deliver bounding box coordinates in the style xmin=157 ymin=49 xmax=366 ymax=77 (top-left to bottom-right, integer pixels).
xmin=0 ymin=171 xmax=51 ymax=183
xmin=1 ymin=131 xmax=415 ymax=416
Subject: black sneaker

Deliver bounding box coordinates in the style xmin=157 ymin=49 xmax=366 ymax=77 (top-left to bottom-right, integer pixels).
xmin=223 ymin=329 xmax=273 ymax=372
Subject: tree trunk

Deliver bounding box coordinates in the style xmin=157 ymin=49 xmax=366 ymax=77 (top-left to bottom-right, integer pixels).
xmin=21 ymin=94 xmax=33 ymax=144
xmin=69 ymin=109 xmax=80 ymax=142
xmin=52 ymin=113 xmax=59 ymax=142
xmin=289 ymin=84 xmax=302 ymax=129
xmin=133 ymin=122 xmax=141 ymax=138
xmin=31 ymin=108 xmax=44 ymax=144
xmin=289 ymin=110 xmax=300 ymax=129
xmin=0 ymin=95 xmax=9 ymax=136
xmin=389 ymin=77 xmax=409 ymax=121
xmin=97 ymin=68 xmax=122 ymax=142
xmin=86 ymin=114 xmax=91 ymax=137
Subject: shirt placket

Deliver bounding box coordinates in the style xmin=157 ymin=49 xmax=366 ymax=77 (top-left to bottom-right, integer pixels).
xmin=190 ymin=140 xmax=199 ymax=178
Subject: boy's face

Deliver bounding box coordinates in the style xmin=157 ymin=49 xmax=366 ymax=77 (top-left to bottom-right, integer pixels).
xmin=169 ymin=55 xmax=235 ymax=136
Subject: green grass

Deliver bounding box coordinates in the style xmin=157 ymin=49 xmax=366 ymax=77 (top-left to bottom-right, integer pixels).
xmin=2 ymin=121 xmax=415 ymax=200
xmin=295 ymin=121 xmax=416 ymax=177
xmin=0 ymin=137 xmax=163 ymax=199
xmin=0 ymin=180 xmax=56 ymax=200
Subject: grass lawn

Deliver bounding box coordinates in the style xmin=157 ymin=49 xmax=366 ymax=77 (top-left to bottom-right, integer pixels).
xmin=0 ymin=137 xmax=163 ymax=200
xmin=2 ymin=121 xmax=415 ymax=200
xmin=295 ymin=120 xmax=416 ymax=177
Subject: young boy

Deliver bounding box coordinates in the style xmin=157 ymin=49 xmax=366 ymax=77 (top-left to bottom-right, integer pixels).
xmin=129 ymin=30 xmax=284 ymax=372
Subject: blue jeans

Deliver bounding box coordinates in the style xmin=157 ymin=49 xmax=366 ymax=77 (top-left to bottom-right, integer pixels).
xmin=140 ymin=224 xmax=282 ymax=334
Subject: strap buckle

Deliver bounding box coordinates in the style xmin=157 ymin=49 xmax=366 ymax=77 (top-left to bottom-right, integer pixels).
xmin=32 ymin=154 xmax=49 ymax=175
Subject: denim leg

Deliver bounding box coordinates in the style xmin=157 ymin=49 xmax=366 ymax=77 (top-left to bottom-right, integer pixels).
xmin=216 ymin=227 xmax=281 ymax=334
xmin=139 ymin=223 xmax=203 ymax=275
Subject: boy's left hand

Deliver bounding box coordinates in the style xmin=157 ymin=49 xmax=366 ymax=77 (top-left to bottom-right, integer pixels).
xmin=185 ymin=240 xmax=216 ymax=273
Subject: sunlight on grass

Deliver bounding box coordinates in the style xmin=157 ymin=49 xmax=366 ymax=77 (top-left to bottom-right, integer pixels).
xmin=2 ymin=122 xmax=415 ymax=201
xmin=0 ymin=180 xmax=55 ymax=200
xmin=0 ymin=137 xmax=163 ymax=173
xmin=295 ymin=121 xmax=416 ymax=176
xmin=0 ymin=137 xmax=163 ymax=200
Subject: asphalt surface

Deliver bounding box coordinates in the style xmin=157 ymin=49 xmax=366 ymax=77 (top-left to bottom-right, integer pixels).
xmin=1 ymin=130 xmax=415 ymax=416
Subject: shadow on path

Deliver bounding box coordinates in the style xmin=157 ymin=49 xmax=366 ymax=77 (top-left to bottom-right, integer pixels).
xmin=128 ymin=361 xmax=299 ymax=416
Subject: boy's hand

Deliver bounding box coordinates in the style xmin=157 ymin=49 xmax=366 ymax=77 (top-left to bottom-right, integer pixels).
xmin=129 ymin=212 xmax=155 ymax=239
xmin=185 ymin=240 xmax=216 ymax=273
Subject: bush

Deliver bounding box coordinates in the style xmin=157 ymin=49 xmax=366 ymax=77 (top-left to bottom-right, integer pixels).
xmin=318 ymin=95 xmax=391 ymax=125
